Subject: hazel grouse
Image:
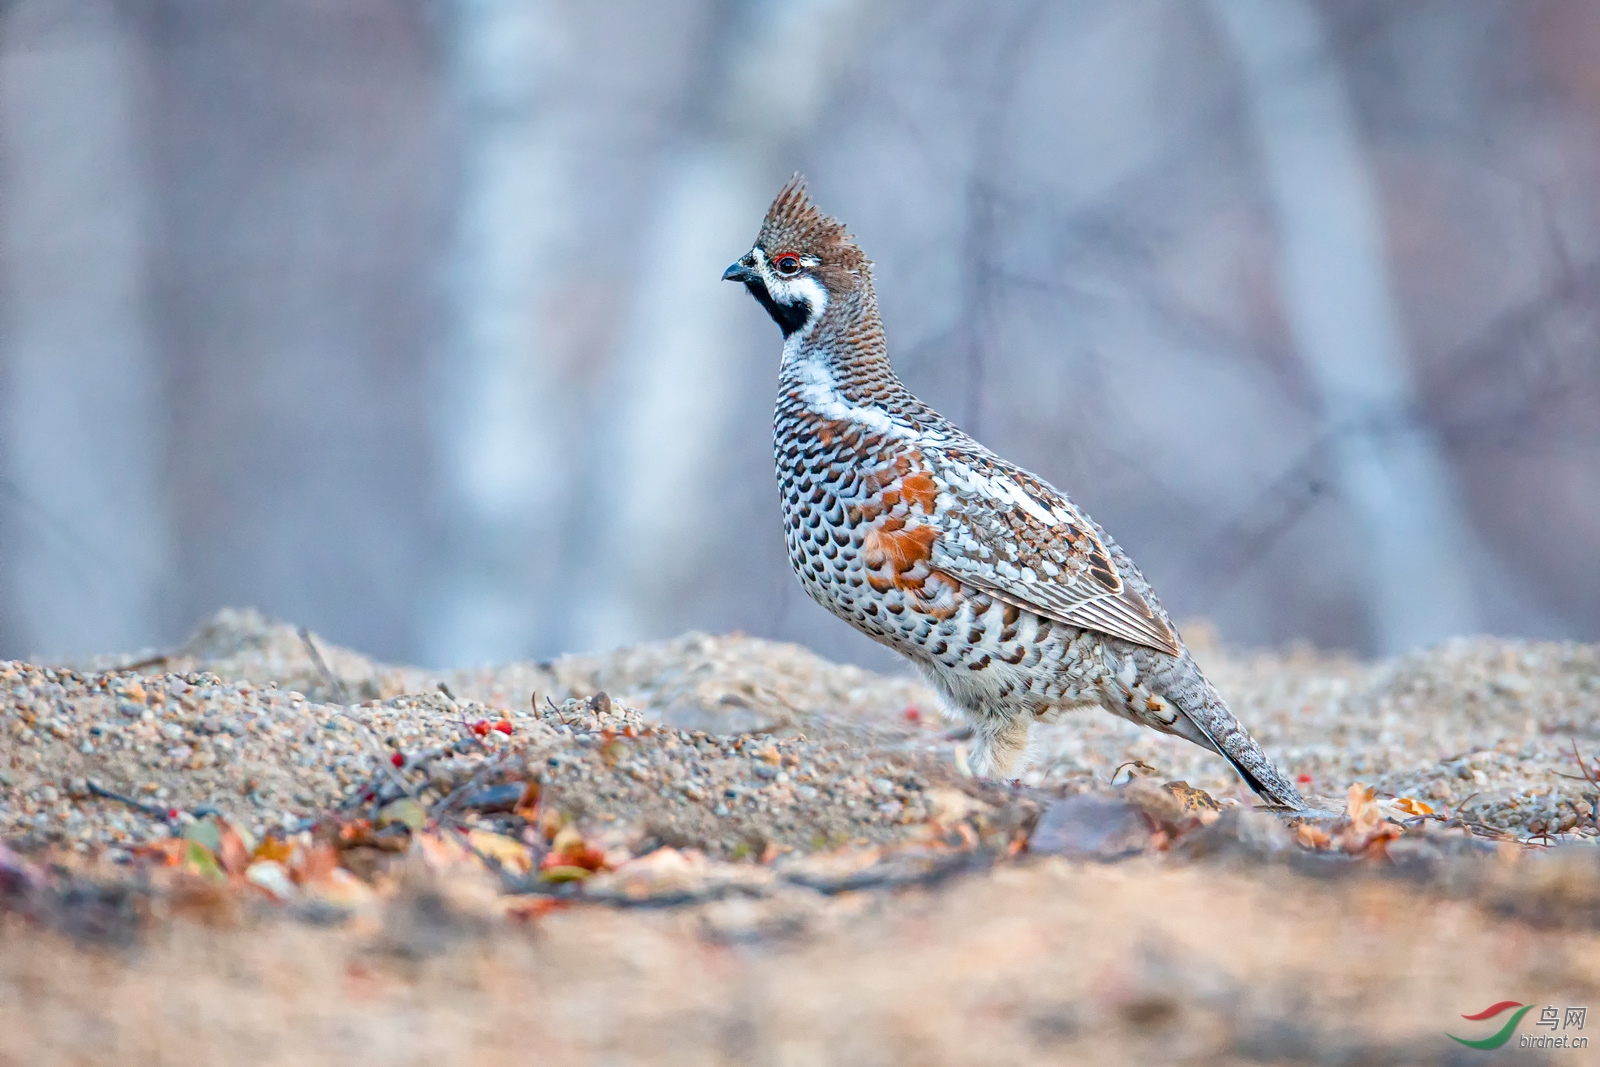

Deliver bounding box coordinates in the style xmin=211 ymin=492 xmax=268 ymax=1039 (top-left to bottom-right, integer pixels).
xmin=724 ymin=177 xmax=1304 ymax=810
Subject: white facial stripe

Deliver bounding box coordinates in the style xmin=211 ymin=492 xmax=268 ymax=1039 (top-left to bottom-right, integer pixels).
xmin=765 ymin=274 xmax=827 ymax=327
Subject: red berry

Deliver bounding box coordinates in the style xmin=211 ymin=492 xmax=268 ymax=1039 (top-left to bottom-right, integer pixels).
xmin=902 ymin=706 xmax=922 ymax=723
xmin=390 ymin=752 xmax=404 ymax=767
xmin=471 ymin=720 xmax=491 ymax=737
xmin=167 ymin=808 xmax=179 ymax=819
xmin=1296 ymin=774 xmax=1312 ymax=784
xmin=494 ymin=720 xmax=513 ymax=735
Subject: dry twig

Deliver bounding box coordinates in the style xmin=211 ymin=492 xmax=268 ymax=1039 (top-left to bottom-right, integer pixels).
xmin=296 ymin=627 xmax=352 ymax=705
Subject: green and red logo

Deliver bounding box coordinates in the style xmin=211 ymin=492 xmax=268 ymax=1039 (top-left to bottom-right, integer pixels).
xmin=1448 ymin=1001 xmax=1534 ymax=1050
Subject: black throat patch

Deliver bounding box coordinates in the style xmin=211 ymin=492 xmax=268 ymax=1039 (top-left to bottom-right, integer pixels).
xmin=744 ymin=278 xmax=813 ymax=338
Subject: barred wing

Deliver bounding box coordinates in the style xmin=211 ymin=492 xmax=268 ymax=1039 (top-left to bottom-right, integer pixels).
xmin=927 ymin=451 xmax=1181 ymax=657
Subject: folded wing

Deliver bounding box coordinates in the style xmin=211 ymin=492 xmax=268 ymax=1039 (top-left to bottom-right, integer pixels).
xmin=927 ymin=450 xmax=1182 ymax=657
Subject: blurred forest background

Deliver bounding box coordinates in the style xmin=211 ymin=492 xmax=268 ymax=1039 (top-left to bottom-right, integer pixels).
xmin=1 ymin=0 xmax=1598 ymax=672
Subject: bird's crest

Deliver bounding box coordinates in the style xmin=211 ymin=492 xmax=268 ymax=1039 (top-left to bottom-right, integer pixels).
xmin=757 ymin=175 xmax=868 ymax=273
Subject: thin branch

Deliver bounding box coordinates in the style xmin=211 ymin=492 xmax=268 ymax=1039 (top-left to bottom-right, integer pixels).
xmin=86 ymin=780 xmax=176 ymax=821
xmin=297 ymin=626 xmax=352 ymax=705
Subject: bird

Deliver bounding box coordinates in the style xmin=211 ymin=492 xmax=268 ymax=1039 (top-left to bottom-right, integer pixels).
xmin=723 ymin=176 xmax=1305 ymax=810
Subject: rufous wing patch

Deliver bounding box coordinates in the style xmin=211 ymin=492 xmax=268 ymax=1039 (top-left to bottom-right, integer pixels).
xmin=862 ymin=523 xmax=939 ymax=594
xmin=900 ymin=472 xmax=938 ymax=514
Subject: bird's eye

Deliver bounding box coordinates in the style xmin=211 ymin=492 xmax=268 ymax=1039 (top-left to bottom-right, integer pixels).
xmin=773 ymin=253 xmax=802 ymax=276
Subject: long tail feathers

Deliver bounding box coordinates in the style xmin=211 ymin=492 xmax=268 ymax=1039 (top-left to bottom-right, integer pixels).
xmin=1209 ymin=732 xmax=1304 ymax=810
xmin=1172 ymin=689 xmax=1306 ymax=811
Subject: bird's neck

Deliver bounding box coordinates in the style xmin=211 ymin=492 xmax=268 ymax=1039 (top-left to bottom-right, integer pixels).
xmin=779 ymin=282 xmax=901 ymax=404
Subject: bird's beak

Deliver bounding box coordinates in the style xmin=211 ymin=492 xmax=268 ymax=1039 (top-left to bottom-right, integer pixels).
xmin=723 ymin=257 xmax=757 ymax=283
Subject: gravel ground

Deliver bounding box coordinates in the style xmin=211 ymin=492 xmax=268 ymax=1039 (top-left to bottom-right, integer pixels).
xmin=5 ymin=608 xmax=1596 ymax=848
xmin=2 ymin=611 xmax=999 ymax=857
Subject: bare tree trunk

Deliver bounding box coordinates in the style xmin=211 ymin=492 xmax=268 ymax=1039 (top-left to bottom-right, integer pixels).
xmin=572 ymin=0 xmax=870 ymax=652
xmin=424 ymin=0 xmax=575 ymax=665
xmin=1208 ymin=0 xmax=1485 ymax=651
xmin=0 ymin=0 xmax=171 ymax=658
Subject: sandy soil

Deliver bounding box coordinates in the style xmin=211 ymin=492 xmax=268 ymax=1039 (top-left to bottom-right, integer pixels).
xmin=1 ymin=609 xmax=1597 ymax=1065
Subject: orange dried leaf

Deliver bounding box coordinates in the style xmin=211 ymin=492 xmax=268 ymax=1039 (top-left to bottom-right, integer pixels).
xmin=1295 ymin=823 xmax=1333 ymax=850
xmin=1344 ymin=819 xmax=1403 ymax=859
xmin=1336 ymin=782 xmax=1406 ymax=856
xmin=1345 ymin=784 xmax=1383 ymax=832
xmin=1345 ymin=782 xmax=1375 ymax=813
xmin=512 ymin=780 xmax=543 ymax=822
xmin=134 ymin=838 xmax=188 ymax=867
xmin=540 ymin=828 xmax=609 ymax=873
xmin=253 ymin=836 xmax=294 ymax=864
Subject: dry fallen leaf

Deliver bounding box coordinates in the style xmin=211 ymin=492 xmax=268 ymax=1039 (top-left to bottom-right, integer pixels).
xmin=216 ymin=820 xmax=250 ymax=878
xmin=543 ymin=827 xmax=608 ymax=873
xmin=378 ymin=798 xmax=426 ymax=831
xmin=467 ymin=829 xmax=533 ymax=875
xmin=1346 ymin=784 xmax=1383 ymax=833
xmin=512 ymin=780 xmax=542 ymax=822
xmin=1336 ymin=783 xmax=1403 ymax=857
xmin=253 ymin=836 xmax=294 ymax=864
xmin=1295 ymin=822 xmax=1333 ymax=850
xmin=1162 ymin=780 xmax=1223 ymax=817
